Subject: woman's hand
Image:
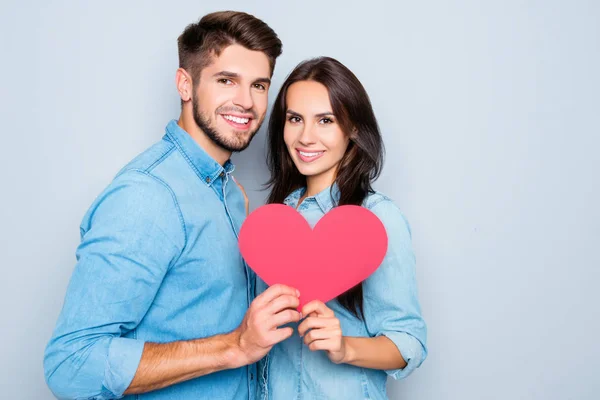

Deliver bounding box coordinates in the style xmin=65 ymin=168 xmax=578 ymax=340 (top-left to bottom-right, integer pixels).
xmin=298 ymin=300 xmax=348 ymax=364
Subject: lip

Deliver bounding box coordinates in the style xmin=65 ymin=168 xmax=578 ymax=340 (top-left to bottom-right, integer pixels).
xmin=296 ymin=148 xmax=325 ymax=163
xmin=221 ymin=114 xmax=253 ymax=130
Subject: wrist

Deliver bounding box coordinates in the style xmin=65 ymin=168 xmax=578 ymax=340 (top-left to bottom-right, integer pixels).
xmin=221 ymin=330 xmax=248 ymax=369
xmin=341 ymin=337 xmax=356 ymax=364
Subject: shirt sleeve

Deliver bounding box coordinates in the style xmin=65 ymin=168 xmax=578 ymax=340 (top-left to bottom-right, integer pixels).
xmin=362 ymin=199 xmax=428 ymax=380
xmin=43 ymin=170 xmax=186 ymax=399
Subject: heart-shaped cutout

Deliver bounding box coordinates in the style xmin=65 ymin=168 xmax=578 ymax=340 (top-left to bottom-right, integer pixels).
xmin=239 ymin=204 xmax=388 ymax=308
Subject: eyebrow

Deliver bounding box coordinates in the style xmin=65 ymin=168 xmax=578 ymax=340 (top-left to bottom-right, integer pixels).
xmin=286 ymin=109 xmax=334 ymax=118
xmin=212 ymin=70 xmax=271 ymax=85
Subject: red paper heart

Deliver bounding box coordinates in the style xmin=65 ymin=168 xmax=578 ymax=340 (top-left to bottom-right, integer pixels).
xmin=239 ymin=204 xmax=388 ymax=308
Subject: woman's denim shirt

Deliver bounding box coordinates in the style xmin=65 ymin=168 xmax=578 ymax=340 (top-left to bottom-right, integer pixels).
xmin=256 ymin=185 xmax=428 ymax=400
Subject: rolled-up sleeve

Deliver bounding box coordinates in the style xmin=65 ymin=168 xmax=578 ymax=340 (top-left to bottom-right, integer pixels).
xmin=43 ymin=170 xmax=185 ymax=399
xmin=363 ymin=199 xmax=427 ymax=380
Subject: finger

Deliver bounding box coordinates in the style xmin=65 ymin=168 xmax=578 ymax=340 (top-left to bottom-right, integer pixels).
xmin=265 ymin=294 xmax=300 ymax=315
xmin=269 ymin=308 xmax=302 ymax=329
xmin=304 ymin=327 xmax=341 ymax=346
xmin=301 ymin=300 xmax=334 ymax=318
xmin=308 ymin=338 xmax=338 ymax=352
xmin=298 ymin=316 xmax=335 ymax=337
xmin=253 ymin=284 xmax=300 ymax=308
xmin=269 ymin=326 xmax=294 ymax=345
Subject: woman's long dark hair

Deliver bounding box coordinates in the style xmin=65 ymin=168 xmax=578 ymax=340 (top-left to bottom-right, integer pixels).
xmin=265 ymin=57 xmax=385 ymax=319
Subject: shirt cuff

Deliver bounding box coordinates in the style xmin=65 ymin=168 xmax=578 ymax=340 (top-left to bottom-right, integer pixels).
xmin=377 ymin=331 xmax=425 ymax=380
xmin=103 ymin=337 xmax=145 ymax=398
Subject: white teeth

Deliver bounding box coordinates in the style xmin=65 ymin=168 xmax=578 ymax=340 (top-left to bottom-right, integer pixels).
xmin=299 ymin=151 xmax=323 ymax=157
xmin=223 ymin=115 xmax=249 ymax=124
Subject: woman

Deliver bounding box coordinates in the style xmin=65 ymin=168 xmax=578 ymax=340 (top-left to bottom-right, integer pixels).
xmin=256 ymin=57 xmax=427 ymax=400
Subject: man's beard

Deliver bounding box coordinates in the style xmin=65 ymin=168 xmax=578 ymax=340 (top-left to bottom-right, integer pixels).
xmin=192 ymin=92 xmax=262 ymax=153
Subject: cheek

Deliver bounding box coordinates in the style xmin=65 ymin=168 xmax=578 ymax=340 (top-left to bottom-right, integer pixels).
xmin=215 ymin=90 xmax=233 ymax=109
xmin=202 ymin=85 xmax=232 ymax=111
xmin=196 ymin=89 xmax=218 ymax=113
xmin=254 ymin=93 xmax=269 ymax=114
xmin=283 ymin=126 xmax=296 ymax=148
xmin=339 ymin=139 xmax=350 ymax=156
xmin=323 ymin=131 xmax=349 ymax=158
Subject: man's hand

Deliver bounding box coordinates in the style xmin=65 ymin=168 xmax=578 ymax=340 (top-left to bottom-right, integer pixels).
xmin=122 ymin=285 xmax=300 ymax=395
xmin=228 ymin=284 xmax=301 ymax=366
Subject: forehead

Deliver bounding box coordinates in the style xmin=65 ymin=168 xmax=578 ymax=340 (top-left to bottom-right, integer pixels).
xmin=202 ymin=44 xmax=271 ymax=79
xmin=286 ymin=81 xmax=332 ymax=113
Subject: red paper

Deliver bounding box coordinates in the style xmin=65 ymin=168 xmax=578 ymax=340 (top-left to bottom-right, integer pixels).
xmin=238 ymin=204 xmax=388 ymax=308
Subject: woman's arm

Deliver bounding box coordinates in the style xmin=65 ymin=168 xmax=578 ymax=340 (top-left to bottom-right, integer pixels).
xmin=298 ymin=199 xmax=427 ymax=376
xmin=361 ymin=199 xmax=427 ymax=378
xmin=343 ymin=336 xmax=406 ymax=369
xmin=298 ymin=301 xmax=406 ymax=370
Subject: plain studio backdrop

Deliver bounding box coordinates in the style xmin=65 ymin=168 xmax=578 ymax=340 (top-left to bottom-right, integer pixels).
xmin=1 ymin=1 xmax=598 ymax=399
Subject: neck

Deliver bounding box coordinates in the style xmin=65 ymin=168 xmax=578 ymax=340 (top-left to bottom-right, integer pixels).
xmin=178 ymin=108 xmax=231 ymax=166
xmin=305 ymin=169 xmax=336 ymax=198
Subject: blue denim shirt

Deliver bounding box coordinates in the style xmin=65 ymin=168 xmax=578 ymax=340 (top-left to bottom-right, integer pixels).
xmin=256 ymin=186 xmax=427 ymax=400
xmin=44 ymin=120 xmax=256 ymax=400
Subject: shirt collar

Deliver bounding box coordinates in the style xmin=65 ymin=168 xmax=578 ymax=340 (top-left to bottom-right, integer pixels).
xmin=284 ymin=183 xmax=340 ymax=213
xmin=164 ymin=119 xmax=235 ymax=186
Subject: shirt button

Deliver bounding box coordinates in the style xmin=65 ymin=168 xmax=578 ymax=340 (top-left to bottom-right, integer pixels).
xmin=220 ymin=171 xmax=225 ymax=178
xmin=205 ymin=176 xmax=210 ymax=183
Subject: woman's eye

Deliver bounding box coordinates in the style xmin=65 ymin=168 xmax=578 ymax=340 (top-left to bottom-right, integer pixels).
xmin=319 ymin=117 xmax=334 ymax=124
xmin=287 ymin=116 xmax=301 ymax=123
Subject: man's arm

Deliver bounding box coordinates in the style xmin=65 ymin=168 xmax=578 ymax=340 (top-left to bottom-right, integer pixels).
xmin=44 ymin=172 xmax=186 ymax=399
xmin=124 ymin=335 xmax=236 ymax=395
xmin=124 ymin=284 xmax=301 ymax=395
xmin=44 ymin=171 xmax=301 ymax=399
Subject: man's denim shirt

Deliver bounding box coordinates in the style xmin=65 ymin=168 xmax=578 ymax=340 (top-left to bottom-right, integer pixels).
xmin=256 ymin=186 xmax=427 ymax=400
xmin=44 ymin=120 xmax=256 ymax=400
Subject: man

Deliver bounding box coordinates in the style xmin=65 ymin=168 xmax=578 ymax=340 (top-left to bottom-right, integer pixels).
xmin=44 ymin=11 xmax=301 ymax=400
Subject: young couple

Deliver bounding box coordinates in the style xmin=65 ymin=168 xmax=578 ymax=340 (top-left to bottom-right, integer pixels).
xmin=44 ymin=10 xmax=427 ymax=400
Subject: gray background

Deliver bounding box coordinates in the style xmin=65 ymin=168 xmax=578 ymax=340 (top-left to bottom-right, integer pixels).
xmin=1 ymin=0 xmax=598 ymax=399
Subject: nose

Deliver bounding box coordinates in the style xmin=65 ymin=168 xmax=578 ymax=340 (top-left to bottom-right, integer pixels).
xmin=298 ymin=123 xmax=317 ymax=146
xmin=232 ymin=86 xmax=254 ymax=111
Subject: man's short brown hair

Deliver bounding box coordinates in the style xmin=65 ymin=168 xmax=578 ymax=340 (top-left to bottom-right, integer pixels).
xmin=178 ymin=11 xmax=282 ymax=83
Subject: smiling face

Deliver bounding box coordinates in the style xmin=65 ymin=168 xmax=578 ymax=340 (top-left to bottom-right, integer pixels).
xmin=283 ymin=80 xmax=350 ymax=191
xmin=192 ymin=44 xmax=272 ymax=152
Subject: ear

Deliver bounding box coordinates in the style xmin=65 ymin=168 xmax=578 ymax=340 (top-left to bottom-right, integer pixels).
xmin=348 ymin=127 xmax=359 ymax=141
xmin=175 ymin=68 xmax=193 ymax=102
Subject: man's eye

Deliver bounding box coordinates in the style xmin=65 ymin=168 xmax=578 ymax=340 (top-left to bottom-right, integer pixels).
xmin=218 ymin=79 xmax=233 ymax=85
xmin=253 ymin=83 xmax=266 ymax=91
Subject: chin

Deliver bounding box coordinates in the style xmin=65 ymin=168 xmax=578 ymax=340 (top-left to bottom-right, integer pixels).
xmin=294 ymin=166 xmax=319 ymax=177
xmin=224 ymin=131 xmax=255 ymax=148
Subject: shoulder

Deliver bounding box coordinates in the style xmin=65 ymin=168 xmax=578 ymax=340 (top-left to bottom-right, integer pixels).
xmin=116 ymin=138 xmax=176 ymax=176
xmin=82 ymin=168 xmax=182 ymax=232
xmin=363 ymin=190 xmax=392 ymax=209
xmin=363 ymin=191 xmax=412 ymax=238
xmin=105 ymin=137 xmax=180 ymax=211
